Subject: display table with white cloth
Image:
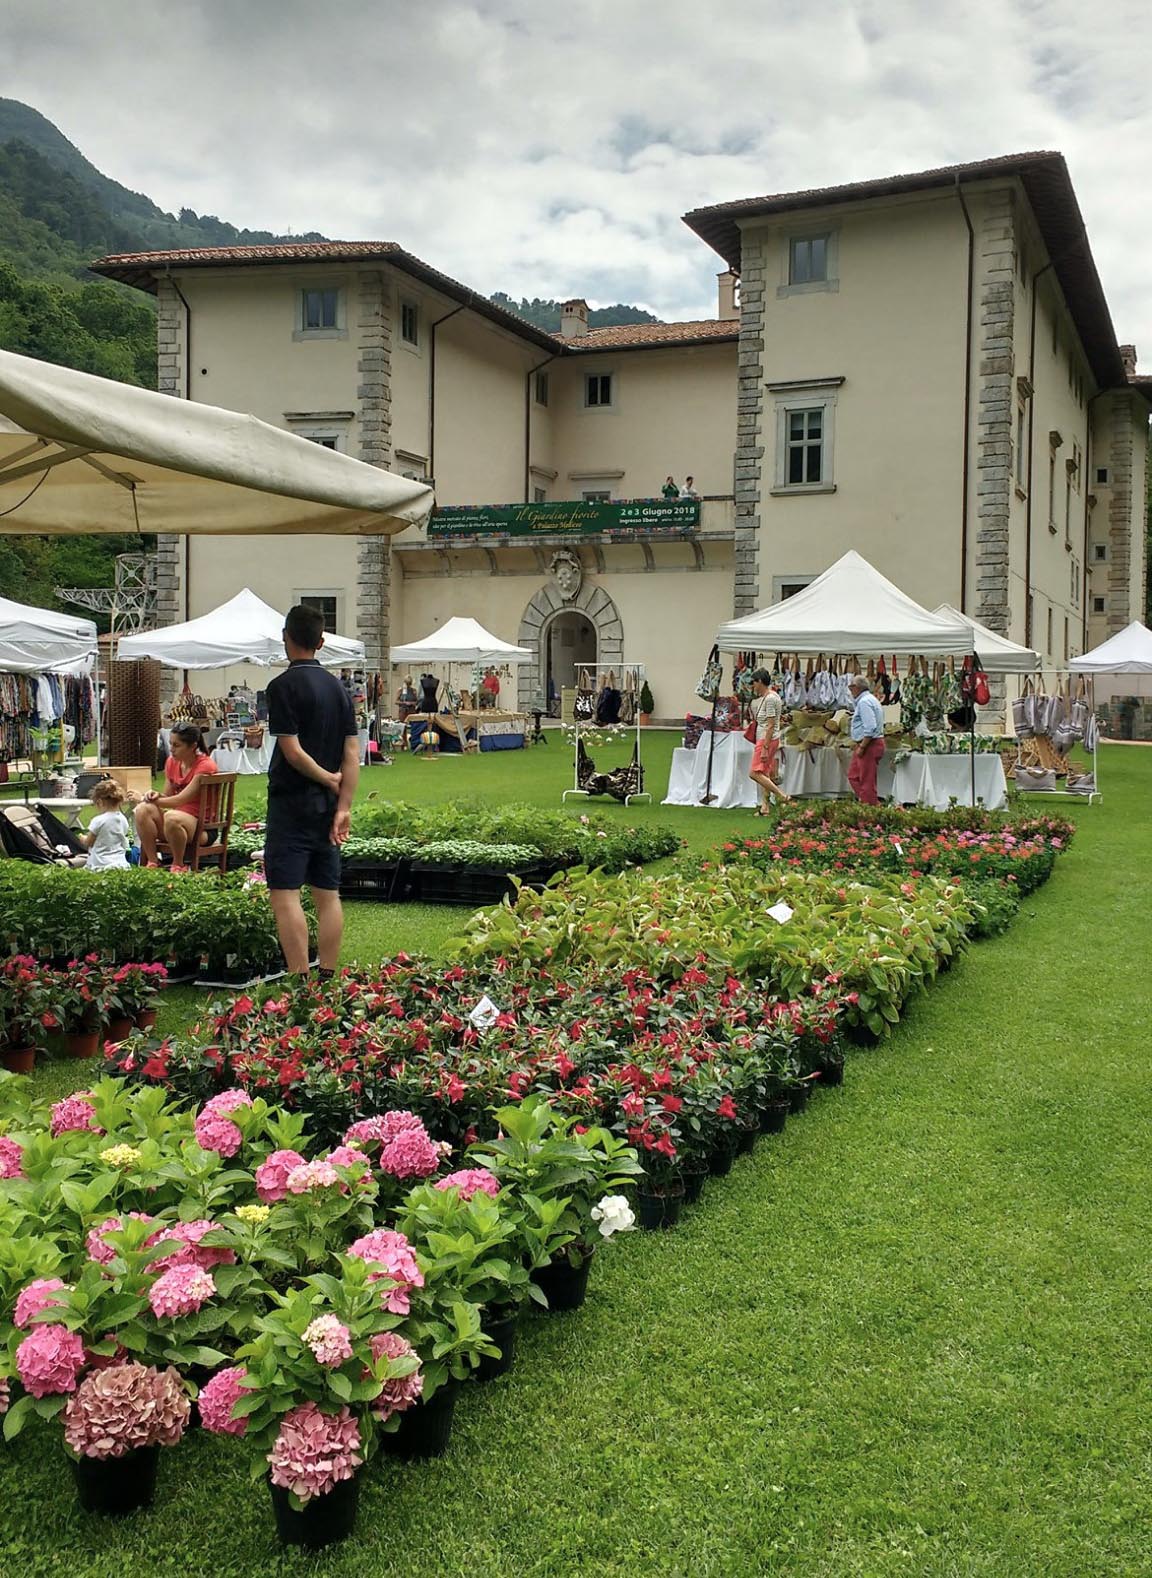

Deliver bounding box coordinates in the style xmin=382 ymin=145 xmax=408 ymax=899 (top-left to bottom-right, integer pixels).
xmin=211 ymin=738 xmax=274 ymax=775
xmin=663 ymin=736 xmax=1002 ymax=808
xmin=891 ymin=753 xmax=1007 ymax=810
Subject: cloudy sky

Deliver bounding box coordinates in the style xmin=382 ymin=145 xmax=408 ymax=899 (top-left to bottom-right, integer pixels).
xmin=4 ymin=0 xmax=1151 ymax=348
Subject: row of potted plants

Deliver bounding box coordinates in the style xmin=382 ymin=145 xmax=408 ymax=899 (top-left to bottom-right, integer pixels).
xmin=0 ymin=1075 xmax=642 ymax=1547
xmin=0 ymin=866 xmax=293 ymax=982
xmin=0 ymin=959 xmax=165 ymax=1073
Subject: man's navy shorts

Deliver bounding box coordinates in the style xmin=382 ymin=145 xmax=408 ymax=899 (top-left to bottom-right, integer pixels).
xmin=264 ymin=809 xmax=341 ymax=892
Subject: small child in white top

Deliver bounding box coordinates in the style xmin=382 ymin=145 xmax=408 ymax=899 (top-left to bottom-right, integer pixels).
xmin=82 ymin=779 xmax=131 ymax=871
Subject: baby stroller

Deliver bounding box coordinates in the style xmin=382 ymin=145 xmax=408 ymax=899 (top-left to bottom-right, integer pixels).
xmin=0 ymin=802 xmax=89 ymax=867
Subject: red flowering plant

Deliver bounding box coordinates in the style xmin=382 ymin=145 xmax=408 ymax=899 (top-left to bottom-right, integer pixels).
xmin=48 ymin=957 xmax=119 ymax=1035
xmin=109 ymin=963 xmax=168 ymax=1022
xmin=0 ymin=957 xmax=54 ymax=1053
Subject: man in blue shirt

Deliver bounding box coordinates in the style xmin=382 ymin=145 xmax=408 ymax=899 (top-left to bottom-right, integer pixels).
xmin=847 ymin=674 xmax=886 ymax=805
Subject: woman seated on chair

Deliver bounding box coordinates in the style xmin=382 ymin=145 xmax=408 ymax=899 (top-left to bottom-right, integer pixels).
xmin=134 ymin=722 xmax=219 ymax=871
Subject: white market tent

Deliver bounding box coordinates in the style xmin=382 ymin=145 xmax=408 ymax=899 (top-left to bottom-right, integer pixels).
xmin=116 ymin=588 xmax=364 ymax=669
xmin=933 ymin=604 xmax=1040 ymax=674
xmin=1069 ymin=621 xmax=1152 ymax=674
xmin=0 ymin=594 xmax=97 ymax=674
xmin=716 ymin=550 xmax=975 ymax=657
xmin=390 ymin=617 xmax=532 ymax=666
xmin=0 ymin=348 xmax=433 ymax=537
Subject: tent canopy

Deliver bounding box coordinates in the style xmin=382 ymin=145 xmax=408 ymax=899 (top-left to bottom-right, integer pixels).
xmin=0 ymin=348 xmax=433 ymax=537
xmin=1069 ymin=621 xmax=1152 ymax=674
xmin=933 ymin=603 xmax=1040 ymax=674
xmin=715 ymin=551 xmax=975 ymax=657
xmin=0 ymin=594 xmax=97 ymax=674
xmin=115 ymin=588 xmax=364 ymax=670
xmin=390 ymin=616 xmax=532 ymax=666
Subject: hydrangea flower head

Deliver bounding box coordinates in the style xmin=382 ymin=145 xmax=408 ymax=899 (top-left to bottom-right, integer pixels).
xmin=63 ymin=1361 xmax=189 ymax=1459
xmin=16 ymin=1323 xmax=86 ymax=1397
xmin=197 ymin=1365 xmax=250 ymax=1436
xmin=234 ymin=1203 xmax=270 ymax=1226
xmin=435 ymin=1168 xmax=500 ymax=1201
xmin=0 ymin=1136 xmax=23 ymax=1179
xmin=378 ymin=1126 xmax=440 ymax=1180
xmin=99 ymin=1144 xmax=142 ymax=1168
xmin=85 ymin=1213 xmax=156 ymax=1265
xmin=14 ymin=1277 xmax=70 ymax=1328
xmin=346 ymin=1228 xmax=424 ymax=1314
xmin=49 ymin=1096 xmax=103 ymax=1139
xmin=255 ymin=1149 xmax=306 ymax=1203
xmin=303 ymin=1314 xmax=354 ymax=1369
xmin=343 ymin=1110 xmax=422 ymax=1148
xmin=193 ymin=1113 xmax=243 ymax=1158
xmin=151 ymin=1219 xmax=236 ymax=1271
xmin=148 ymin=1264 xmax=215 ymax=1319
xmin=267 ymin=1402 xmax=362 ymax=1503
xmin=286 ymin=1159 xmax=341 ymax=1194
xmin=367 ymin=1331 xmax=423 ymax=1420
xmin=590 ymin=1194 xmax=637 ymax=1238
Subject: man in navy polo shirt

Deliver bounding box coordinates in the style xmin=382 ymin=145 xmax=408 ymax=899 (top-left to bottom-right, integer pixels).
xmin=265 ymin=604 xmax=360 ymax=976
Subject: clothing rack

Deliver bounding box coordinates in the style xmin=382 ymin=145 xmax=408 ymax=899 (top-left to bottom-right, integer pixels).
xmin=1010 ymin=669 xmax=1100 ymax=804
xmin=562 ymin=661 xmax=651 ymax=806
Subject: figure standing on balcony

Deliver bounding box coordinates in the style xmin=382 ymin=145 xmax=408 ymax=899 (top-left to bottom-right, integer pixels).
xmin=681 ymin=476 xmax=701 ymax=500
xmin=662 ymin=475 xmax=681 ymax=499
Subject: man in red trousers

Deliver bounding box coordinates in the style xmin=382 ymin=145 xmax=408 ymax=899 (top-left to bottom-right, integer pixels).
xmin=847 ymin=674 xmax=886 ymax=805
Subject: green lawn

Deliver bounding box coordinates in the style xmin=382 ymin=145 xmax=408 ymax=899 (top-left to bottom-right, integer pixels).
xmin=4 ymin=742 xmax=1151 ymax=1576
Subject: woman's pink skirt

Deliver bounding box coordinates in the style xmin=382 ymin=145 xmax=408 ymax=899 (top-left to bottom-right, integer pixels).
xmin=751 ymin=736 xmax=779 ymax=776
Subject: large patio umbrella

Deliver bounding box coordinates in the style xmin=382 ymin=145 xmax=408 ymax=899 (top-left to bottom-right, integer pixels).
xmin=0 ymin=348 xmax=433 ymax=536
xmin=116 ymin=588 xmax=364 ymax=669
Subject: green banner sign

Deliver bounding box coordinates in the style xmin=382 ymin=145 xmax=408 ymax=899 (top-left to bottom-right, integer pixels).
xmin=428 ymin=499 xmax=700 ymax=539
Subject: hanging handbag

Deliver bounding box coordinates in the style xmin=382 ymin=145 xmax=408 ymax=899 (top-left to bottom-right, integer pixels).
xmin=695 ymin=645 xmax=723 ymax=700
xmin=743 ymin=718 xmax=758 ymax=743
xmin=1012 ymin=677 xmax=1035 ymax=738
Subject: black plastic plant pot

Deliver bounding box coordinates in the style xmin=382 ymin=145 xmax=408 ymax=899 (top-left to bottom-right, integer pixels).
xmin=475 ymin=1312 xmax=519 ymax=1382
xmin=636 ymin=1189 xmax=685 ymax=1230
xmin=819 ymin=1056 xmax=845 ymax=1087
xmin=845 ymin=1020 xmax=882 ymax=1048
xmin=71 ymin=1445 xmax=159 ymax=1516
xmin=736 ymin=1124 xmax=757 ymax=1155
xmin=787 ymin=1083 xmax=812 ymax=1115
xmin=381 ymin=1385 xmax=458 ymax=1459
xmin=533 ymin=1252 xmax=593 ymax=1312
xmin=269 ymin=1473 xmax=360 ymax=1549
xmin=759 ymin=1099 xmax=790 ymax=1135
xmin=709 ymin=1142 xmax=735 ymax=1177
xmin=682 ymin=1167 xmax=707 ymax=1205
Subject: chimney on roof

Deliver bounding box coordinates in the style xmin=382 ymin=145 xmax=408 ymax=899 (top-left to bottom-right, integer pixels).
xmin=717 ymin=270 xmax=739 ymax=322
xmin=559 ymin=299 xmax=589 ymax=338
xmin=1119 ymin=343 xmax=1137 ymax=377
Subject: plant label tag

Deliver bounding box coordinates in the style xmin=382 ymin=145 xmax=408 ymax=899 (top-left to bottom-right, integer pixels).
xmin=767 ymin=902 xmax=794 ymax=925
xmin=894 ymin=840 xmax=904 ymax=856
xmin=469 ymin=995 xmax=501 ymax=1029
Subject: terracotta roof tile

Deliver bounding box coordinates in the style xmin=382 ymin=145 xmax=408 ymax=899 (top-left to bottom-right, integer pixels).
xmin=562 ymin=319 xmax=738 ymax=351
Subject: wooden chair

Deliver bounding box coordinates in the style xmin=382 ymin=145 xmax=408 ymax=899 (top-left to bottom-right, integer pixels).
xmin=158 ymin=772 xmax=237 ymax=874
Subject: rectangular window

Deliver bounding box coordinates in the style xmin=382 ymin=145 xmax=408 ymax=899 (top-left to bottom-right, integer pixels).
xmin=1092 ymin=595 xmax=1106 ymax=614
xmin=786 ymin=408 xmax=824 ymax=485
xmin=533 ymin=486 xmax=547 ymax=503
xmin=1093 ymin=544 xmax=1107 ymax=562
xmin=1095 ymin=466 xmax=1109 ymax=486
xmin=1071 ymin=558 xmax=1079 ymax=607
xmin=1048 ymin=450 xmax=1057 ymax=531
xmin=1015 ymin=407 xmax=1026 ymax=487
xmin=1027 ymin=593 xmax=1035 ymax=645
xmin=1063 ymin=617 xmax=1069 ymax=661
xmin=582 ymin=489 xmax=611 ymax=502
xmin=394 ymin=450 xmax=428 ymax=481
xmin=789 ymin=235 xmax=829 ymax=286
xmin=1046 ymin=605 xmax=1053 ymax=654
xmin=297 ymin=593 xmax=338 ymax=631
xmin=301 ymin=288 xmax=339 ymax=331
xmin=308 ymin=436 xmax=338 ymax=450
xmin=1071 ymin=442 xmax=1082 ymax=492
xmin=400 ymin=301 xmax=420 ymax=346
xmin=779 ymin=580 xmax=812 ymax=600
xmin=534 ymin=371 xmax=550 ymax=407
xmin=585 ymin=374 xmax=613 ymax=408
xmin=1064 ymin=475 xmax=1072 ymax=541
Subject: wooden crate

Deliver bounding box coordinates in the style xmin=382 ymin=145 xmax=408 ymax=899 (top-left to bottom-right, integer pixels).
xmin=103 ymin=765 xmax=154 ymax=798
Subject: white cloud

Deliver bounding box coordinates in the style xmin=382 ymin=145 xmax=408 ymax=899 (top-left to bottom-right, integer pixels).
xmin=3 ymin=0 xmax=1151 ymax=352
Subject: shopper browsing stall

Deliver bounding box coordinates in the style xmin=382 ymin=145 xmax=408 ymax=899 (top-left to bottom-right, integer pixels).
xmin=747 ymin=670 xmax=789 ymax=815
xmin=848 ymin=674 xmax=886 ymax=804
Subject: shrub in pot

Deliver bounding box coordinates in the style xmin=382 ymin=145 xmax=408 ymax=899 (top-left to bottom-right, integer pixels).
xmin=0 ymin=957 xmax=53 ymax=1073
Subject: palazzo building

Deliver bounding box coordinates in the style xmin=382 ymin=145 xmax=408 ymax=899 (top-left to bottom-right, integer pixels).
xmin=93 ymin=150 xmax=1150 ymax=718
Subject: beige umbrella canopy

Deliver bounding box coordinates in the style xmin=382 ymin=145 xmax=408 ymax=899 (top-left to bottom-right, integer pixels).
xmin=0 ymin=348 xmax=434 ymax=536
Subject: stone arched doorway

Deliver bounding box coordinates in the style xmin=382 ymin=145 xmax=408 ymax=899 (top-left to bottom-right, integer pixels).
xmin=544 ymin=609 xmax=597 ymax=701
xmin=517 ymin=582 xmax=624 ymax=710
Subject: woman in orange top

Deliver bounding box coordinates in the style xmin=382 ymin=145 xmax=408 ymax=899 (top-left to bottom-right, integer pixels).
xmin=134 ymin=723 xmax=219 ymax=870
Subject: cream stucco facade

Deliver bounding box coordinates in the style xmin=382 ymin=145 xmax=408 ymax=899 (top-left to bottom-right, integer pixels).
xmin=94 ymin=151 xmax=1148 ymax=723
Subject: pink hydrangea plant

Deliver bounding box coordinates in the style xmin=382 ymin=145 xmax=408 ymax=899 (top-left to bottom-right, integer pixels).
xmin=49 ymin=1096 xmax=103 ymax=1138
xmin=286 ymin=1159 xmax=341 ymax=1194
xmin=193 ymin=1113 xmax=243 ymax=1158
xmin=63 ymin=1361 xmax=189 ymax=1459
xmin=346 ymin=1228 xmax=424 ymax=1314
xmin=13 ymin=1277 xmax=70 ymax=1329
xmin=148 ymin=1263 xmax=216 ymax=1319
xmin=150 ymin=1219 xmax=236 ymax=1271
xmin=367 ymin=1331 xmax=423 ymax=1419
xmin=303 ymin=1314 xmax=354 ymax=1369
xmin=197 ymin=1365 xmax=250 ymax=1436
xmin=326 ymin=1145 xmax=372 ymax=1181
xmin=267 ymin=1402 xmax=363 ymax=1503
xmin=378 ymin=1126 xmax=440 ymax=1180
xmin=0 ymin=1136 xmax=24 ymax=1179
xmin=0 ymin=1377 xmax=9 ymax=1416
xmin=85 ymin=1213 xmax=156 ymax=1265
xmin=255 ymin=1148 xmax=306 ymax=1203
xmin=343 ymin=1110 xmax=422 ymax=1148
xmin=435 ymin=1167 xmax=501 ymax=1201
xmin=16 ymin=1323 xmax=86 ymax=1397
